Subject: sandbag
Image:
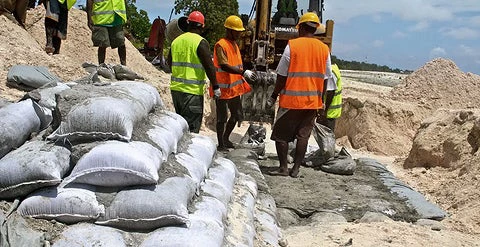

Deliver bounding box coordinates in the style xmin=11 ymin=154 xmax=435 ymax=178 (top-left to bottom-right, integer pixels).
xmin=23 ymin=83 xmax=70 ymax=110
xmin=64 ymin=141 xmax=163 ymax=187
xmin=113 ymin=64 xmax=144 ymax=80
xmin=96 ymin=177 xmax=195 ymax=230
xmin=134 ymin=110 xmax=188 ymax=162
xmin=52 ymin=223 xmax=126 ymax=247
xmin=201 ymin=158 xmax=237 ymax=206
xmin=0 ymin=99 xmax=41 ymax=159
xmin=0 ymin=211 xmax=45 ymax=247
xmin=18 ymin=185 xmax=105 ymax=224
xmin=186 ymin=134 xmax=216 ymax=169
xmin=7 ymin=65 xmax=62 ymax=91
xmin=0 ymin=140 xmax=71 ymax=199
xmin=140 ymin=196 xmax=225 ymax=247
xmin=312 ymin=122 xmax=336 ymax=161
xmin=174 ymin=153 xmax=207 ymax=186
xmin=318 ymin=147 xmax=356 ymax=175
xmin=254 ymin=193 xmax=282 ymax=247
xmin=237 ymin=124 xmax=267 ymax=156
xmin=48 ymin=82 xmax=161 ymax=142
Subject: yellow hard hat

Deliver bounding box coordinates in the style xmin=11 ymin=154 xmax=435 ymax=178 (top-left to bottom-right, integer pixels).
xmin=224 ymin=15 xmax=245 ymax=31
xmin=296 ymin=12 xmax=320 ymax=29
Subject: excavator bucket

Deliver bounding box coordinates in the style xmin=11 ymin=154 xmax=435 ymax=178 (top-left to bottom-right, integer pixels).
xmin=241 ymin=71 xmax=277 ymax=124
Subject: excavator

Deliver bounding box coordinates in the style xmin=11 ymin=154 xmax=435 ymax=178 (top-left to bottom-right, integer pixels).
xmin=239 ymin=0 xmax=334 ymax=124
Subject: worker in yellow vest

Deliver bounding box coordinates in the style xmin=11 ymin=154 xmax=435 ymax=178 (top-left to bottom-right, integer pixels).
xmin=266 ymin=12 xmax=336 ymax=178
xmin=167 ymin=11 xmax=220 ymax=133
xmin=87 ymin=0 xmax=127 ymax=65
xmin=317 ymin=63 xmax=342 ymax=131
xmin=212 ymin=15 xmax=257 ymax=151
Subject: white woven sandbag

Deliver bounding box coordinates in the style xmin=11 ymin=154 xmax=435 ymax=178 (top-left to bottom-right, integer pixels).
xmin=201 ymin=158 xmax=237 ymax=206
xmin=48 ymin=82 xmax=161 ymax=142
xmin=53 ymin=223 xmax=126 ymax=247
xmin=140 ymin=196 xmax=226 ymax=247
xmin=113 ymin=81 xmax=163 ymax=110
xmin=175 ymin=153 xmax=207 ymax=185
xmin=64 ymin=141 xmax=162 ymax=187
xmin=186 ymin=134 xmax=216 ymax=171
xmin=0 ymin=99 xmax=41 ymax=159
xmin=0 ymin=140 xmax=70 ymax=199
xmin=18 ymin=185 xmax=104 ymax=224
xmin=96 ymin=176 xmax=195 ymax=230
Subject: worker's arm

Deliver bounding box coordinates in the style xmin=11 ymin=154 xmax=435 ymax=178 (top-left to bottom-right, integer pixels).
xmin=321 ymin=54 xmax=336 ymax=113
xmin=272 ymin=74 xmax=287 ymax=98
xmin=197 ymin=39 xmax=219 ymax=88
xmin=166 ymin=49 xmax=172 ymax=70
xmin=215 ymin=44 xmax=243 ymax=75
xmin=86 ymin=0 xmax=93 ymax=29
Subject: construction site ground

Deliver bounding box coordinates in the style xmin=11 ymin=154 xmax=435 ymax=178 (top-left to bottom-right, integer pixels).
xmin=2 ymin=6 xmax=480 ymax=246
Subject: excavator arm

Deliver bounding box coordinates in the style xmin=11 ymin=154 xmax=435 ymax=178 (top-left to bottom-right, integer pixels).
xmin=239 ymin=0 xmax=334 ymax=124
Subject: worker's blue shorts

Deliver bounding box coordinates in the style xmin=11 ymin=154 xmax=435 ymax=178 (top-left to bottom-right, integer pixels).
xmin=92 ymin=25 xmax=125 ymax=48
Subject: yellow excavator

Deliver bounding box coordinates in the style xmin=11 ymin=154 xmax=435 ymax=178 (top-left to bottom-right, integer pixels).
xmin=239 ymin=0 xmax=334 ymax=123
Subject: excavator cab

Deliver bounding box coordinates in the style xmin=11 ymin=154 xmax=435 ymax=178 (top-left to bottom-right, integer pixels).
xmin=239 ymin=0 xmax=334 ymax=124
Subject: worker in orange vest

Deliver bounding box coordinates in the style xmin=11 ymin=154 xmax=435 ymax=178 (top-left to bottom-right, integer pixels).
xmin=266 ymin=12 xmax=336 ymax=177
xmin=212 ymin=15 xmax=257 ymax=151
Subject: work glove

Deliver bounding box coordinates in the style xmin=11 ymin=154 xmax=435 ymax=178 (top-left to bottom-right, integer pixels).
xmin=266 ymin=96 xmax=276 ymax=108
xmin=214 ymin=88 xmax=221 ymax=99
xmin=242 ymin=70 xmax=258 ymax=83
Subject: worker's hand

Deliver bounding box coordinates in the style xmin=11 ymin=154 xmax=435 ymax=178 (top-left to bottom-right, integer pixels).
xmin=242 ymin=70 xmax=257 ymax=83
xmin=266 ymin=96 xmax=276 ymax=108
xmin=316 ymin=109 xmax=327 ymax=123
xmin=214 ymin=88 xmax=221 ymax=99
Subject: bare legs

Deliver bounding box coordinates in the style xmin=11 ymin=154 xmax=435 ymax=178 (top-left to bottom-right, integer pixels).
xmin=98 ymin=45 xmax=126 ymax=66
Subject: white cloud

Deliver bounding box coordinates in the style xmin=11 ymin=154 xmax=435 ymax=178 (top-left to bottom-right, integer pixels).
xmin=332 ymin=42 xmax=361 ymax=55
xmin=408 ymin=21 xmax=429 ymax=31
xmin=373 ymin=40 xmax=384 ymax=48
xmin=442 ymin=27 xmax=480 ymax=40
xmin=392 ymin=31 xmax=407 ymax=38
xmin=430 ymin=47 xmax=447 ymax=58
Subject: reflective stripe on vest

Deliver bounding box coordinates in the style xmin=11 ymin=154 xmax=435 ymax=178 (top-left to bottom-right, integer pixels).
xmin=326 ymin=64 xmax=343 ymax=118
xmin=279 ymin=37 xmax=329 ymax=109
xmin=170 ymin=32 xmax=207 ymax=95
xmin=92 ymin=0 xmax=127 ymax=25
xmin=212 ymin=38 xmax=251 ymax=99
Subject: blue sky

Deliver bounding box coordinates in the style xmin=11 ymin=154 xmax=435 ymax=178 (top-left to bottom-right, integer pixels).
xmin=79 ymin=0 xmax=480 ymax=74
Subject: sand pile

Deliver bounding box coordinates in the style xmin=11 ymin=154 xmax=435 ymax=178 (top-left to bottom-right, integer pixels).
xmin=389 ymin=58 xmax=480 ymax=110
xmin=0 ymin=6 xmax=173 ymax=110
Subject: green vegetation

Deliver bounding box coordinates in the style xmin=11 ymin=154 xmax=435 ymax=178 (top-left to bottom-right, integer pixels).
xmin=332 ymin=55 xmax=412 ymax=74
xmin=173 ymin=0 xmax=240 ymax=49
xmin=125 ymin=0 xmax=151 ymax=49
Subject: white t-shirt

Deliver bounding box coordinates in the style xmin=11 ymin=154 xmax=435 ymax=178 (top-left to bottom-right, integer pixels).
xmin=276 ymin=44 xmax=336 ymax=91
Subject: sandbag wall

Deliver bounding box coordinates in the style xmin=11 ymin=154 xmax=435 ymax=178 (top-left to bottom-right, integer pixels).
xmin=0 ymin=81 xmax=282 ymax=247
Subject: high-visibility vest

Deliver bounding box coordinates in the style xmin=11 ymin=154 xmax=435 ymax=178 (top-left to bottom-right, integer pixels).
xmin=170 ymin=32 xmax=207 ymax=95
xmin=326 ymin=64 xmax=342 ymax=118
xmin=92 ymin=0 xmax=127 ymax=25
xmin=212 ymin=38 xmax=251 ymax=99
xmin=58 ymin=0 xmax=77 ymax=10
xmin=279 ymin=37 xmax=329 ymax=109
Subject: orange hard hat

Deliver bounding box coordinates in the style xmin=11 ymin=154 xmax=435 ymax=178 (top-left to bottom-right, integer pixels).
xmin=188 ymin=11 xmax=205 ymax=26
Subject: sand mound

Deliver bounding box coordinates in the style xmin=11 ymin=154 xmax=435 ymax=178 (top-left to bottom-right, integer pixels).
xmin=389 ymin=58 xmax=480 ymax=110
xmin=0 ymin=6 xmax=173 ymax=110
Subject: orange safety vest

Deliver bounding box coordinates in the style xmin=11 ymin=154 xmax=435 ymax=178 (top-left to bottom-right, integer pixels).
xmin=279 ymin=37 xmax=329 ymax=109
xmin=211 ymin=38 xmax=251 ymax=99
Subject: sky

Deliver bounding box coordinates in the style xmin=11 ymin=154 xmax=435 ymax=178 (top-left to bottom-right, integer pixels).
xmin=79 ymin=0 xmax=480 ymax=74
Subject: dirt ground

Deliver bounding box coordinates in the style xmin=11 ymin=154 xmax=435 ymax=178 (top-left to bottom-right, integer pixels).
xmin=2 ymin=6 xmax=480 ymax=246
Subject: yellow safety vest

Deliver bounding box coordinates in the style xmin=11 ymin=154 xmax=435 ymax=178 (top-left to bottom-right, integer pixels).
xmin=170 ymin=32 xmax=207 ymax=95
xmin=58 ymin=0 xmax=77 ymax=10
xmin=92 ymin=0 xmax=127 ymax=25
xmin=326 ymin=64 xmax=342 ymax=118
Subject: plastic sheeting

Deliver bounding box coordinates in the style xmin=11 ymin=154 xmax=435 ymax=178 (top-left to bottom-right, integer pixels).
xmin=358 ymin=158 xmax=448 ymax=220
xmin=0 ymin=141 xmax=70 ymax=199
xmin=64 ymin=141 xmax=163 ymax=187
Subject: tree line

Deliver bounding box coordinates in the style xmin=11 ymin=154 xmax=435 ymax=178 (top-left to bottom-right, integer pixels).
xmin=332 ymin=55 xmax=412 ymax=74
